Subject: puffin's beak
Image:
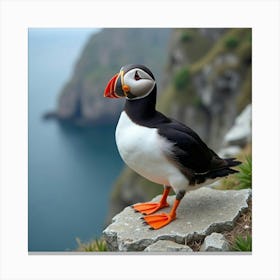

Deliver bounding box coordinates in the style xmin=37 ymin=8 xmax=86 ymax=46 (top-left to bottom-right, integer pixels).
xmin=104 ymin=73 xmax=120 ymax=98
xmin=104 ymin=71 xmax=130 ymax=98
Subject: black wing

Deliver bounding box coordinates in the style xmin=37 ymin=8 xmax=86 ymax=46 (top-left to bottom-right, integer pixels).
xmin=157 ymin=119 xmax=226 ymax=174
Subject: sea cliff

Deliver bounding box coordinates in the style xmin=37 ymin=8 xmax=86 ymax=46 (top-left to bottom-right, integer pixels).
xmin=48 ymin=28 xmax=251 ymax=226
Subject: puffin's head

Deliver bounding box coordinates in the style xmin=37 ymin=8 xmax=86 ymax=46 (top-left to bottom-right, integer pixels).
xmin=104 ymin=64 xmax=156 ymax=100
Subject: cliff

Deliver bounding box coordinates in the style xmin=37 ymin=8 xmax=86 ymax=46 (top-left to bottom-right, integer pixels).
xmin=48 ymin=28 xmax=171 ymax=125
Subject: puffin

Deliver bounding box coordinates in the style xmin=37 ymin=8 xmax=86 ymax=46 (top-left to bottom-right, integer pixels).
xmin=104 ymin=64 xmax=241 ymax=230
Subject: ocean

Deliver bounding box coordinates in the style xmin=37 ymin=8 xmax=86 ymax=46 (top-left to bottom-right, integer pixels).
xmin=28 ymin=29 xmax=124 ymax=251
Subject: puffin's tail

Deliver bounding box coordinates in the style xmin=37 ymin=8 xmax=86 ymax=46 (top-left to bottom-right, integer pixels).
xmin=194 ymin=157 xmax=241 ymax=184
xmin=224 ymin=157 xmax=242 ymax=168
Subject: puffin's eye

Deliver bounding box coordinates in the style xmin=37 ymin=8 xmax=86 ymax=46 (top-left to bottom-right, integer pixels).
xmin=134 ymin=71 xmax=141 ymax=81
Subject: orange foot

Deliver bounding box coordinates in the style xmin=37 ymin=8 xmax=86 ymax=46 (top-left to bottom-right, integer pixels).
xmin=141 ymin=212 xmax=176 ymax=230
xmin=132 ymin=202 xmax=169 ymax=215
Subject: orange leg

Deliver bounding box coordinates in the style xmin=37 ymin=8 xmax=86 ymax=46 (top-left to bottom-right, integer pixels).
xmin=142 ymin=190 xmax=185 ymax=230
xmin=132 ymin=186 xmax=171 ymax=215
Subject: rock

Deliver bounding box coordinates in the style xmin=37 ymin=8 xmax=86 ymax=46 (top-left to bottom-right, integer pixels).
xmin=144 ymin=240 xmax=193 ymax=252
xmin=200 ymin=232 xmax=229 ymax=252
xmin=42 ymin=111 xmax=58 ymax=120
xmin=224 ymin=104 xmax=252 ymax=147
xmin=218 ymin=146 xmax=242 ymax=158
xmin=103 ymin=187 xmax=251 ymax=252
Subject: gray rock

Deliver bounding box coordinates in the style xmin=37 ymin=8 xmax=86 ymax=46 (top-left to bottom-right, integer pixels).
xmin=144 ymin=240 xmax=193 ymax=252
xmin=103 ymin=187 xmax=251 ymax=252
xmin=200 ymin=232 xmax=229 ymax=252
xmin=224 ymin=104 xmax=252 ymax=147
xmin=218 ymin=146 xmax=242 ymax=158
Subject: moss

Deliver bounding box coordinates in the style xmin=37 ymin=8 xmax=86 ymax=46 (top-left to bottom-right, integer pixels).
xmin=224 ymin=36 xmax=239 ymax=49
xmin=180 ymin=30 xmax=194 ymax=43
xmin=173 ymin=67 xmax=191 ymax=91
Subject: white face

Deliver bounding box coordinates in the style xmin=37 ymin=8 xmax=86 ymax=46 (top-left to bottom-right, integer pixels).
xmin=123 ymin=68 xmax=156 ymax=99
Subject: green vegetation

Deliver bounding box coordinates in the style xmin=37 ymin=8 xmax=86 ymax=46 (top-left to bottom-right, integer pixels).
xmin=216 ymin=153 xmax=252 ymax=190
xmin=180 ymin=30 xmax=194 ymax=43
xmin=236 ymin=156 xmax=252 ymax=189
xmin=232 ymin=234 xmax=252 ymax=251
xmin=159 ymin=28 xmax=252 ymax=116
xmin=191 ymin=28 xmax=251 ymax=74
xmin=225 ymin=36 xmax=239 ymax=49
xmin=173 ymin=67 xmax=191 ymax=91
xmin=76 ymin=237 xmax=107 ymax=252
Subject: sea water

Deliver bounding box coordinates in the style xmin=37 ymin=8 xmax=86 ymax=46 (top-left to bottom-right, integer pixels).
xmin=28 ymin=29 xmax=123 ymax=251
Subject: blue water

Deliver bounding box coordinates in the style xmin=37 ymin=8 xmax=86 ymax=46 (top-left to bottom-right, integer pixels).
xmin=28 ymin=29 xmax=124 ymax=251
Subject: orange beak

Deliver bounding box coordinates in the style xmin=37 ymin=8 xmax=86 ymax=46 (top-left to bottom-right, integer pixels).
xmin=104 ymin=73 xmax=120 ymax=98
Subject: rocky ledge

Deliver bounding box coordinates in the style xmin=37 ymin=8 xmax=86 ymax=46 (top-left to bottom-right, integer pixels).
xmin=103 ymin=187 xmax=251 ymax=252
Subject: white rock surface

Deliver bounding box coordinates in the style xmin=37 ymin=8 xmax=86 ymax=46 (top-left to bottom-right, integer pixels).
xmin=144 ymin=240 xmax=193 ymax=252
xmin=103 ymin=187 xmax=251 ymax=252
xmin=218 ymin=146 xmax=242 ymax=158
xmin=224 ymin=104 xmax=252 ymax=147
xmin=200 ymin=232 xmax=229 ymax=252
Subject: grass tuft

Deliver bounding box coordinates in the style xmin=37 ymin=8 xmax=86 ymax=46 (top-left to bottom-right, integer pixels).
xmin=231 ymin=234 xmax=252 ymax=251
xmin=216 ymin=153 xmax=252 ymax=190
xmin=76 ymin=237 xmax=107 ymax=252
xmin=236 ymin=156 xmax=252 ymax=189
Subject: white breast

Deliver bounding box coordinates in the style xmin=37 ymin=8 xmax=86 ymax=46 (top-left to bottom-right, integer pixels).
xmin=115 ymin=112 xmax=189 ymax=192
